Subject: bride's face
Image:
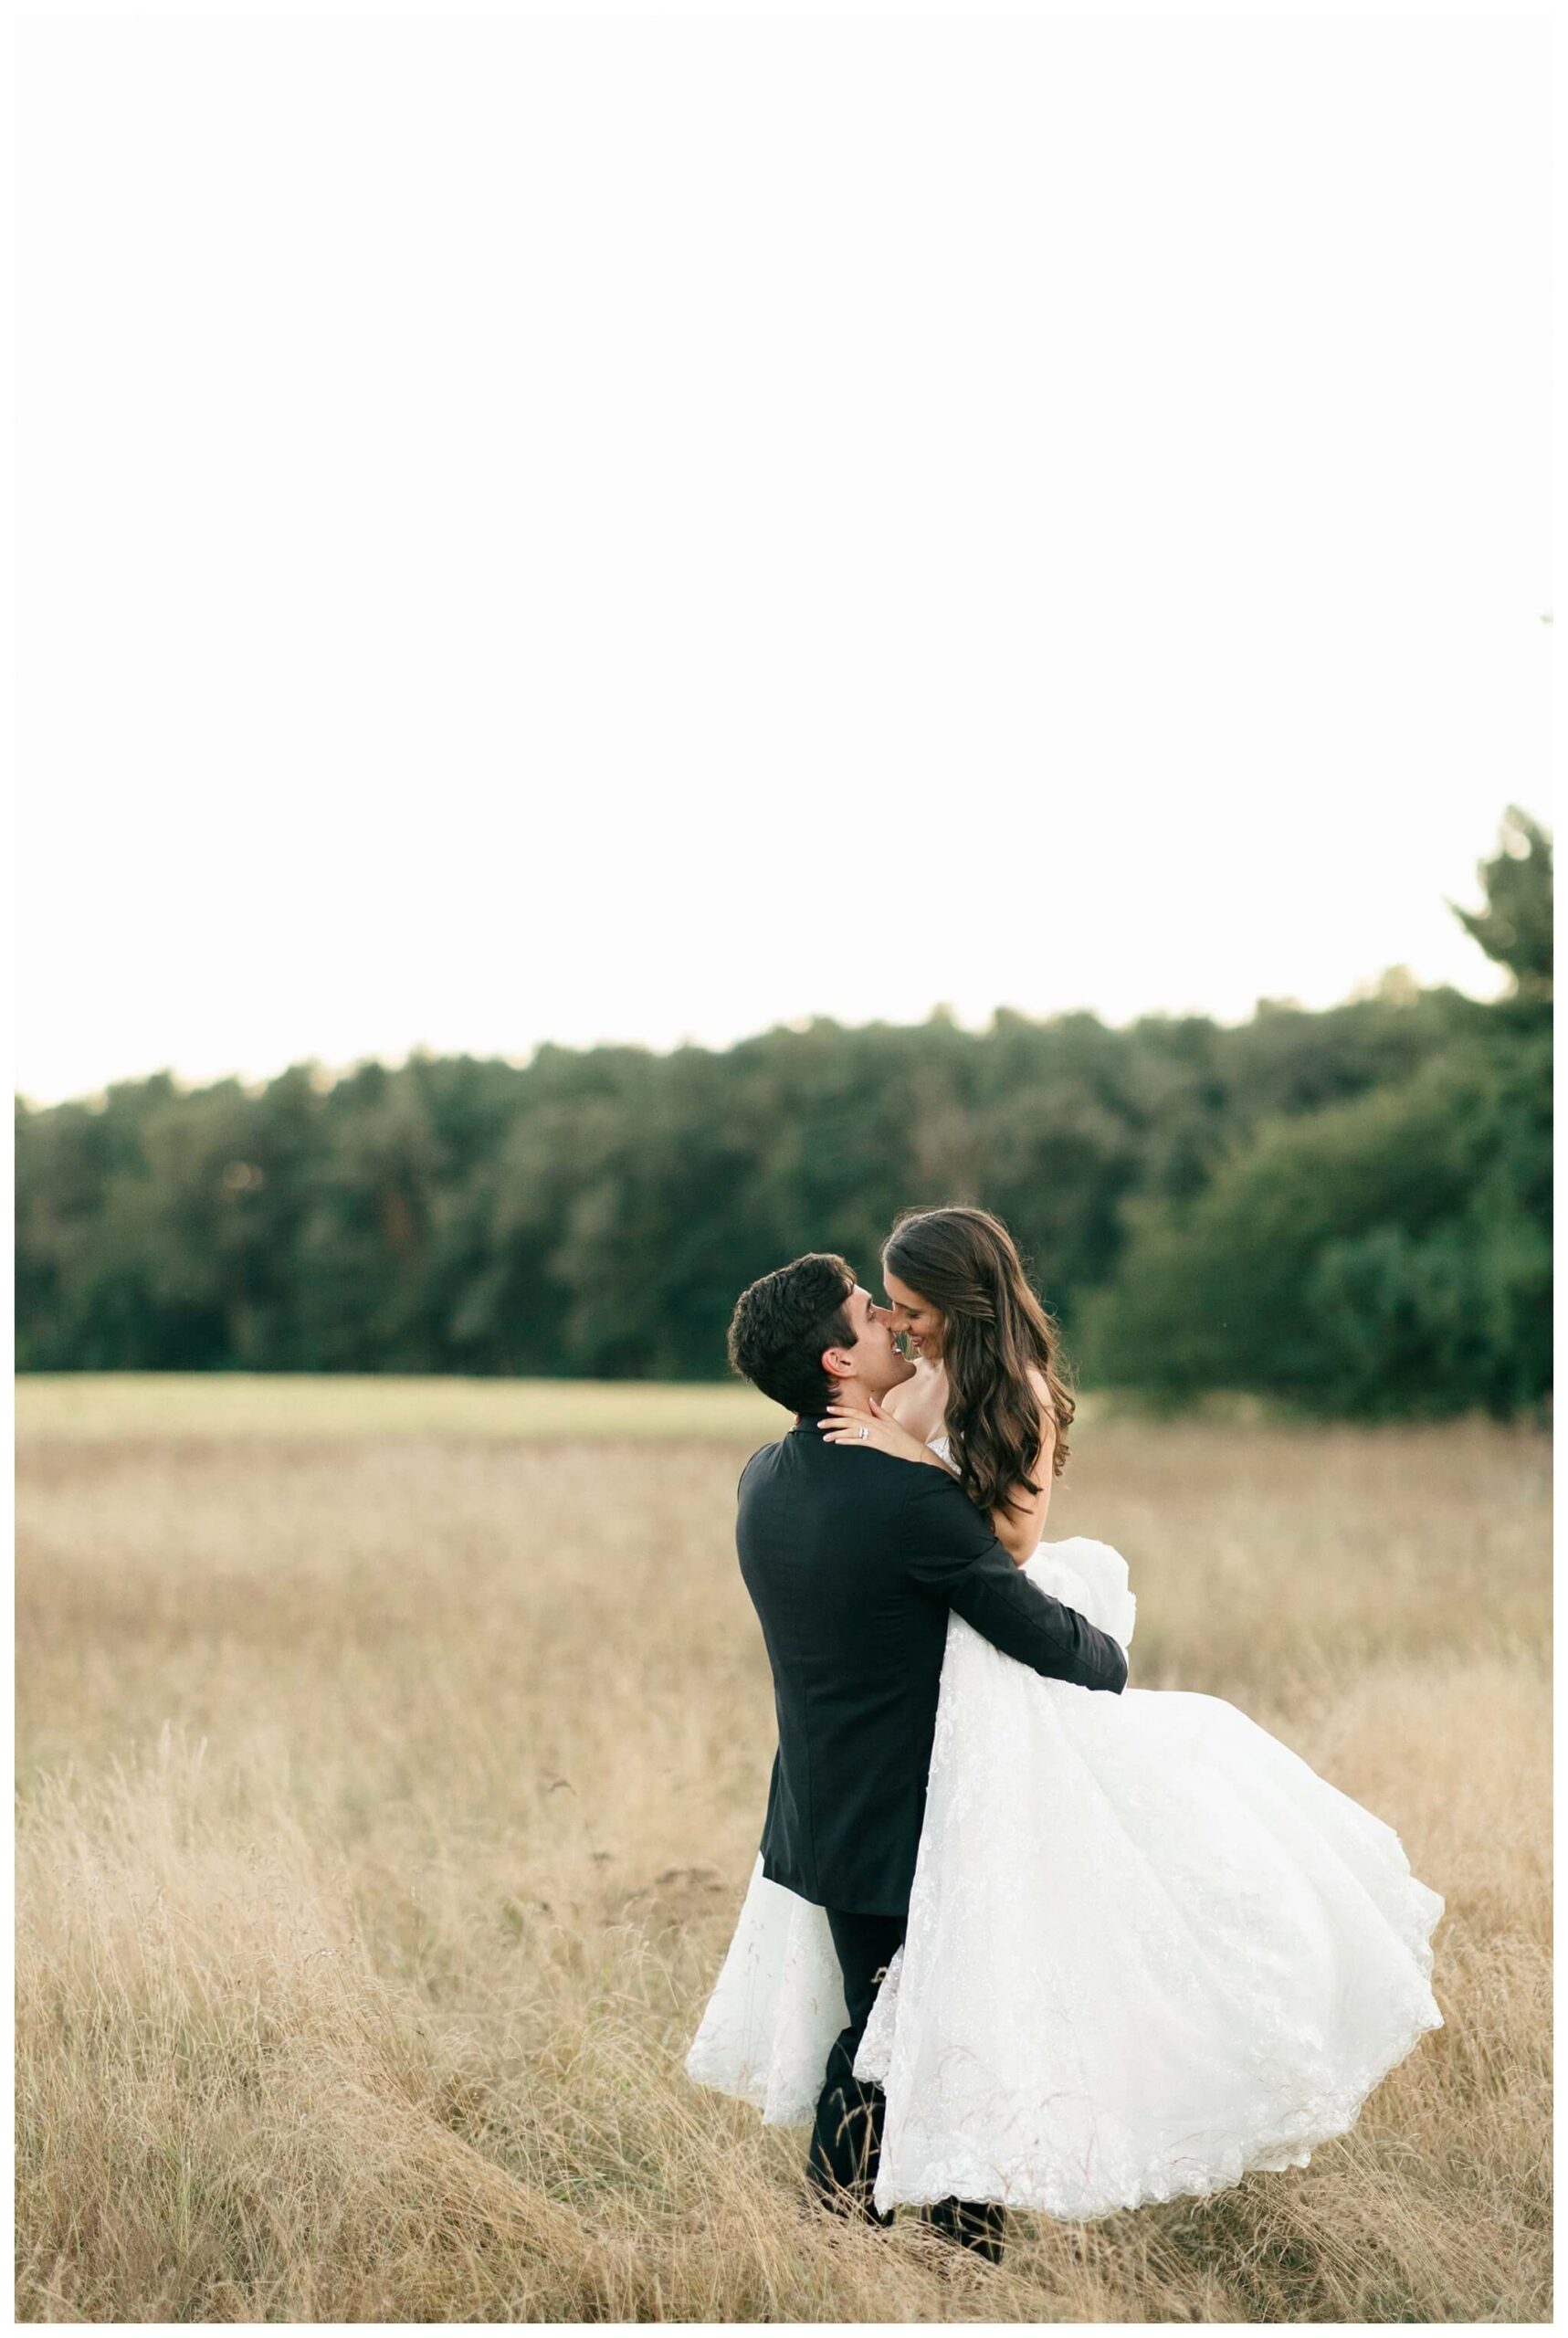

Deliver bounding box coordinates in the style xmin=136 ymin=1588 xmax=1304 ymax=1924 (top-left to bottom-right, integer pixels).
xmin=883 ymin=1268 xmax=944 ymax=1364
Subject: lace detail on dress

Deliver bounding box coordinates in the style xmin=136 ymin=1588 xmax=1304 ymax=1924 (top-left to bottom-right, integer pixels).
xmin=685 ymin=1860 xmax=844 ymax=2126
xmin=688 ymin=1446 xmax=1445 ymax=2218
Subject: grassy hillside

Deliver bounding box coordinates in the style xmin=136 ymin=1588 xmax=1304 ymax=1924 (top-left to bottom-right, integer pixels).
xmin=15 ymin=1381 xmax=1552 ymax=2322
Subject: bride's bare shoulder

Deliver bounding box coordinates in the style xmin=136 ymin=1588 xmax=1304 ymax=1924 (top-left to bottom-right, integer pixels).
xmin=884 ymin=1360 xmax=947 ymax=1439
xmin=880 ymin=1375 xmax=913 ymax=1421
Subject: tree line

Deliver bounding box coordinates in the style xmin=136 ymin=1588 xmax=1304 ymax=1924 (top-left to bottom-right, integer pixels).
xmin=15 ymin=810 xmax=1550 ymax=1417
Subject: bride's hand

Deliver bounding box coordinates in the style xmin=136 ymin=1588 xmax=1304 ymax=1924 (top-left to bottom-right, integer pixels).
xmin=819 ymin=1392 xmax=933 ymax=1466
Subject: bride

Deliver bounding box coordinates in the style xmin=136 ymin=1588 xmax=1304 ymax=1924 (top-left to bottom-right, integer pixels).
xmin=687 ymin=1205 xmax=1445 ymax=2225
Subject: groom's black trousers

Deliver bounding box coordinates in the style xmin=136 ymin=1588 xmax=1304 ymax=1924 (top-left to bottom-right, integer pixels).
xmin=806 ymin=1906 xmax=1005 ymax=2262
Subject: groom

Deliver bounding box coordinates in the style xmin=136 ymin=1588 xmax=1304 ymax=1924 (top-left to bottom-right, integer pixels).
xmin=726 ymin=1252 xmax=1128 ymax=2260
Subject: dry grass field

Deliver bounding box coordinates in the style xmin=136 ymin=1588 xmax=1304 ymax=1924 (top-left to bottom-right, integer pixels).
xmin=15 ymin=1379 xmax=1552 ymax=2322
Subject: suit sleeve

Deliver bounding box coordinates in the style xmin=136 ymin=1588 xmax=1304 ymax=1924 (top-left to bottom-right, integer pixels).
xmin=899 ymin=1465 xmax=1128 ymax=1694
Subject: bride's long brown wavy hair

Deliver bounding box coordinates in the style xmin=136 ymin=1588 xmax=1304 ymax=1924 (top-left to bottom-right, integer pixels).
xmin=882 ymin=1205 xmax=1076 ymax=1518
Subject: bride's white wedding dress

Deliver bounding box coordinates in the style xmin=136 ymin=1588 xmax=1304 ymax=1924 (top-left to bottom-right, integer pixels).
xmin=687 ymin=1439 xmax=1445 ymax=2222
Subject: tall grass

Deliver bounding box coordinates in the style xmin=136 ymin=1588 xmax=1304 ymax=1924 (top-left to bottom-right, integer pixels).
xmin=16 ymin=1400 xmax=1552 ymax=2321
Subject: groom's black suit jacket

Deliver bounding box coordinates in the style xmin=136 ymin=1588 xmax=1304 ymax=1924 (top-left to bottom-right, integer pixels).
xmin=738 ymin=1419 xmax=1129 ymax=1917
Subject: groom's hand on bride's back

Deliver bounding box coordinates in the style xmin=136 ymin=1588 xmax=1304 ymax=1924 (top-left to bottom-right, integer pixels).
xmin=899 ymin=1464 xmax=1128 ymax=1696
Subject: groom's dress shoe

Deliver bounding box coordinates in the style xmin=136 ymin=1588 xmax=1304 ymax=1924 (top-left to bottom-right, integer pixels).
xmin=919 ymin=2196 xmax=1005 ymax=2265
xmin=799 ymin=2175 xmax=893 ymax=2232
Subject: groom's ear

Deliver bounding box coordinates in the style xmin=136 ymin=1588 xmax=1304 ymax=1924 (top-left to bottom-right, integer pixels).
xmin=820 ymin=1343 xmax=857 ymax=1385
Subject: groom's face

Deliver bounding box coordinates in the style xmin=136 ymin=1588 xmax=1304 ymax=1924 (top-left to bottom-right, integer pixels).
xmin=826 ymin=1282 xmax=916 ymax=1399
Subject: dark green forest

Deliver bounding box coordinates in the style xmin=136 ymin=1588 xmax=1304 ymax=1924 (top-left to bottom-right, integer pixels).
xmin=16 ymin=811 xmax=1551 ymax=1417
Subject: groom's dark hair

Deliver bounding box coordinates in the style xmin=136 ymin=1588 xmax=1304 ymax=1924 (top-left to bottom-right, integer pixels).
xmin=728 ymin=1253 xmax=858 ymax=1417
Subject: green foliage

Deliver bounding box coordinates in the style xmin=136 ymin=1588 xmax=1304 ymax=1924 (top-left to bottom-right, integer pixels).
xmin=1080 ymin=1031 xmax=1550 ymax=1416
xmin=1083 ymin=816 xmax=1552 ymax=1417
xmin=14 ymin=813 xmax=1551 ymax=1417
xmin=1449 ymin=805 xmax=1552 ymax=1001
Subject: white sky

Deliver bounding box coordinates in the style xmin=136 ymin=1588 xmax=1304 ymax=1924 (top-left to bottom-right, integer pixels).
xmin=15 ymin=8 xmax=1552 ymax=1106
